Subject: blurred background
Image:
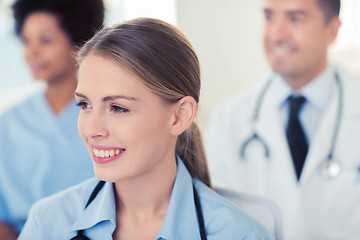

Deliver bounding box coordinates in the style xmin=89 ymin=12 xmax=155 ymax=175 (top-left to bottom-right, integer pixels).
xmin=1 ymin=0 xmax=360 ymax=131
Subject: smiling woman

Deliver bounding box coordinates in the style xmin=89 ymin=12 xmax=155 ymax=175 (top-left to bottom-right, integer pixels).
xmin=18 ymin=18 xmax=274 ymax=240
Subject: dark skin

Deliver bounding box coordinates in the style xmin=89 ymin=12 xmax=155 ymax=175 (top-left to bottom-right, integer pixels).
xmin=0 ymin=222 xmax=18 ymax=240
xmin=0 ymin=12 xmax=78 ymax=240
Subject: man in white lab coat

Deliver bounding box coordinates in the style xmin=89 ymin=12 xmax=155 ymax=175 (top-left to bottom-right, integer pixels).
xmin=206 ymin=0 xmax=360 ymax=239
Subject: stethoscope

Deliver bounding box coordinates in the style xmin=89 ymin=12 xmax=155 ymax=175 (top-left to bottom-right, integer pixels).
xmin=240 ymin=71 xmax=343 ymax=180
xmin=71 ymin=180 xmax=208 ymax=240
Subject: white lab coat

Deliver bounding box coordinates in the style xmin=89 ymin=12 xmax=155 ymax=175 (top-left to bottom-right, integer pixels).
xmin=205 ymin=65 xmax=360 ymax=240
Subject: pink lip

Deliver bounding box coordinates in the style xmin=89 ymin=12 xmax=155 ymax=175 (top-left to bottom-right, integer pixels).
xmin=91 ymin=145 xmax=126 ymax=164
xmin=29 ymin=63 xmax=46 ymax=71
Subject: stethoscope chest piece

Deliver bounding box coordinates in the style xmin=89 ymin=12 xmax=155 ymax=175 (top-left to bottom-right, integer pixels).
xmin=321 ymin=158 xmax=342 ymax=179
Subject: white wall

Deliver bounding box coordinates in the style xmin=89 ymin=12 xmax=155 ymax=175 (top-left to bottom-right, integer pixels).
xmin=1 ymin=0 xmax=360 ymax=119
xmin=176 ymin=0 xmax=271 ymax=131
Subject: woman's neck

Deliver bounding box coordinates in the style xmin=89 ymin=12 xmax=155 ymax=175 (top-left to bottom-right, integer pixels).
xmin=112 ymin=154 xmax=177 ymax=239
xmin=45 ymin=72 xmax=77 ymax=114
xmin=114 ymin=156 xmax=177 ymax=217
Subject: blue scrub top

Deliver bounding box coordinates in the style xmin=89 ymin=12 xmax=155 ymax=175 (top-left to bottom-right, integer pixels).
xmin=0 ymin=92 xmax=94 ymax=232
xmin=18 ymin=158 xmax=274 ymax=239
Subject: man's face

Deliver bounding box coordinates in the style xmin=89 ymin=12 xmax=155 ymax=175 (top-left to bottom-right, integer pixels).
xmin=263 ymin=0 xmax=340 ymax=87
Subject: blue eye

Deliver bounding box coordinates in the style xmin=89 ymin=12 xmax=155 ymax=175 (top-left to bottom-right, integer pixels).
xmin=76 ymin=101 xmax=91 ymax=110
xmin=110 ymin=105 xmax=129 ymax=113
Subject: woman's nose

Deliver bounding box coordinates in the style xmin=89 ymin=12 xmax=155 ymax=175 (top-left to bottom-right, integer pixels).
xmin=82 ymin=111 xmax=109 ymax=140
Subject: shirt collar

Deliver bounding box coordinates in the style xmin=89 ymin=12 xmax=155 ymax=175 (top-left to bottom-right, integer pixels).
xmin=71 ymin=180 xmax=116 ymax=231
xmin=157 ymin=156 xmax=200 ymax=240
xmin=70 ymin=157 xmax=199 ymax=239
xmin=271 ymin=65 xmax=336 ymax=111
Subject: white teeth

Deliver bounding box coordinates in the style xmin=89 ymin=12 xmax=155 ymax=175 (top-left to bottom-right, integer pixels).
xmin=272 ymin=47 xmax=291 ymax=56
xmin=93 ymin=149 xmax=99 ymax=157
xmin=99 ymin=150 xmax=105 ymax=158
xmin=93 ymin=148 xmax=123 ymax=158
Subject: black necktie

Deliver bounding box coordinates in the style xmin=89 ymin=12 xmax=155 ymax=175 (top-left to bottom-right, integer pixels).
xmin=286 ymin=96 xmax=308 ymax=180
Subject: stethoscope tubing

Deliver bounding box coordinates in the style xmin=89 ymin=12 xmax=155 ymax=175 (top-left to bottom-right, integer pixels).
xmin=327 ymin=71 xmax=342 ymax=160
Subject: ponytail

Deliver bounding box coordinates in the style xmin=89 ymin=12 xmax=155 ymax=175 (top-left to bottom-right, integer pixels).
xmin=176 ymin=122 xmax=212 ymax=188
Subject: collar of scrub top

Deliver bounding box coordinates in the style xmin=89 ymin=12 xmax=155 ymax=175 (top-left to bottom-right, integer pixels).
xmin=271 ymin=65 xmax=336 ymax=140
xmin=70 ymin=178 xmax=116 ymax=232
xmin=37 ymin=91 xmax=80 ymax=120
xmin=70 ymin=157 xmax=201 ymax=239
xmin=156 ymin=157 xmax=201 ymax=239
xmin=35 ymin=91 xmax=84 ymax=142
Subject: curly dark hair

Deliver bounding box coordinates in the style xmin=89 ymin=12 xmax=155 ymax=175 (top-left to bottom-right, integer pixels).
xmin=12 ymin=0 xmax=105 ymax=48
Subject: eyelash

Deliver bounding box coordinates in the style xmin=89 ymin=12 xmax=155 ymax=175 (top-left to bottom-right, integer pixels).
xmin=76 ymin=102 xmax=129 ymax=113
xmin=76 ymin=101 xmax=90 ymax=109
xmin=110 ymin=105 xmax=129 ymax=113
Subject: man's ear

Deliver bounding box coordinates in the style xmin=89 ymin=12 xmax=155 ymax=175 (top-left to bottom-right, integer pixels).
xmin=170 ymin=96 xmax=197 ymax=137
xmin=327 ymin=16 xmax=341 ymax=45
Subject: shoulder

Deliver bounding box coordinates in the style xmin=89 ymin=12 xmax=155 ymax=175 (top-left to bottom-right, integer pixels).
xmin=334 ymin=65 xmax=360 ymax=116
xmin=205 ymin=78 xmax=269 ymax=150
xmin=0 ymin=93 xmax=40 ymax=125
xmin=29 ymin=178 xmax=98 ymax=222
xmin=194 ymin=180 xmax=273 ymax=239
xmin=19 ymin=178 xmax=103 ymax=239
xmin=336 ymin=65 xmax=360 ymax=88
xmin=207 ymin=78 xmax=268 ymax=126
xmin=0 ymin=94 xmax=36 ymax=144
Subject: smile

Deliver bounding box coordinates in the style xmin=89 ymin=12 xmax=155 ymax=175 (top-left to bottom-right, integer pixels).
xmin=92 ymin=147 xmax=126 ymax=164
xmin=93 ymin=148 xmax=124 ymax=158
xmin=271 ymin=46 xmax=292 ymax=56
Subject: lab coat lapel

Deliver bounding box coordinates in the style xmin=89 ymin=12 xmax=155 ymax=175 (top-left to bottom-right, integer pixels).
xmin=255 ymin=80 xmax=304 ymax=237
xmin=300 ymin=80 xmax=339 ymax=184
xmin=255 ymin=82 xmax=299 ymax=188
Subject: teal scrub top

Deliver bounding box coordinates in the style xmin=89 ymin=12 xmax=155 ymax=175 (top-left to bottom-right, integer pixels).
xmin=18 ymin=158 xmax=274 ymax=239
xmin=0 ymin=92 xmax=94 ymax=232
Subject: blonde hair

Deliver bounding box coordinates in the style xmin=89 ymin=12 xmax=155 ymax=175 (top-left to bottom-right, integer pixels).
xmin=78 ymin=18 xmax=211 ymax=187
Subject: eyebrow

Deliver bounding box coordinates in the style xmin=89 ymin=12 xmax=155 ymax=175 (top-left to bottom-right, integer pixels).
xmin=286 ymin=9 xmax=308 ymax=16
xmin=263 ymin=8 xmax=308 ymax=16
xmin=75 ymin=92 xmax=137 ymax=102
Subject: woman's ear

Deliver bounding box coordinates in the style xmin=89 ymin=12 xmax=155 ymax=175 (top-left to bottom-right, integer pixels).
xmin=170 ymin=96 xmax=197 ymax=137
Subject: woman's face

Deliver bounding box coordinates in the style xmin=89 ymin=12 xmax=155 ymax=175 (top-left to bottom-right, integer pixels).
xmin=21 ymin=12 xmax=76 ymax=83
xmin=76 ymin=54 xmax=177 ymax=183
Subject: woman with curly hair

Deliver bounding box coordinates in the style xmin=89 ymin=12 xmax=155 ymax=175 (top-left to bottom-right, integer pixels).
xmin=0 ymin=0 xmax=104 ymax=238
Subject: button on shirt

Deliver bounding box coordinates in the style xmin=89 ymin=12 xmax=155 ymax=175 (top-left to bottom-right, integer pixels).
xmin=19 ymin=158 xmax=273 ymax=240
xmin=0 ymin=92 xmax=94 ymax=232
